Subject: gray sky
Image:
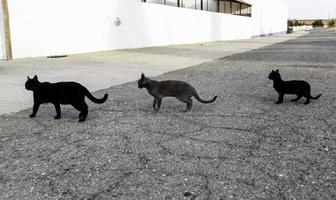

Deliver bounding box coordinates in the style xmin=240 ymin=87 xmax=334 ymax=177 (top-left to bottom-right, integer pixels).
xmin=288 ymin=0 xmax=336 ymax=19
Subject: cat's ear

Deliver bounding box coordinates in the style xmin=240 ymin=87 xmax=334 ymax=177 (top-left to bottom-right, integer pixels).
xmin=27 ymin=76 xmax=31 ymax=80
xmin=141 ymin=73 xmax=145 ymax=79
xmin=275 ymin=69 xmax=279 ymax=72
xmin=33 ymin=75 xmax=38 ymax=80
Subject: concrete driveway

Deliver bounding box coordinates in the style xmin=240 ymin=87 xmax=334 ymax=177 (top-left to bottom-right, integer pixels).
xmin=0 ymin=29 xmax=335 ymax=199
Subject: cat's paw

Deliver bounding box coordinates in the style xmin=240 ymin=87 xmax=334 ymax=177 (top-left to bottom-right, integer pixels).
xmin=54 ymin=116 xmax=61 ymax=119
xmin=29 ymin=114 xmax=35 ymax=118
xmin=152 ymin=110 xmax=159 ymax=114
xmin=79 ymin=118 xmax=85 ymax=122
xmin=275 ymin=101 xmax=282 ymax=104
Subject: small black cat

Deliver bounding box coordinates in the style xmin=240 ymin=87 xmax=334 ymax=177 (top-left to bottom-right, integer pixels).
xmin=137 ymin=73 xmax=217 ymax=112
xmin=25 ymin=75 xmax=108 ymax=122
xmin=268 ymin=69 xmax=321 ymax=105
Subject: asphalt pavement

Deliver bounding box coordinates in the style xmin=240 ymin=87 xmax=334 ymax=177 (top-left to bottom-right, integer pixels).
xmin=0 ymin=32 xmax=304 ymax=115
xmin=0 ymin=29 xmax=335 ymax=199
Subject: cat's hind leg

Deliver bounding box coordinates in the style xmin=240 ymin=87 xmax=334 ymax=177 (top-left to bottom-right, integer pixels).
xmin=79 ymin=102 xmax=88 ymax=122
xmin=72 ymin=101 xmax=88 ymax=122
xmin=304 ymin=97 xmax=310 ymax=105
xmin=185 ymin=99 xmax=193 ymax=112
xmin=303 ymin=91 xmax=311 ymax=105
xmin=177 ymin=97 xmax=193 ymax=112
xmin=72 ymin=103 xmax=82 ymax=119
xmin=291 ymin=95 xmax=302 ymax=102
xmin=53 ymin=103 xmax=61 ymax=119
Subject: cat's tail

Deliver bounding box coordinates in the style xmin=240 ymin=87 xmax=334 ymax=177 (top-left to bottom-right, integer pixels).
xmin=310 ymin=94 xmax=321 ymax=100
xmin=193 ymin=92 xmax=217 ymax=104
xmin=85 ymin=89 xmax=108 ymax=104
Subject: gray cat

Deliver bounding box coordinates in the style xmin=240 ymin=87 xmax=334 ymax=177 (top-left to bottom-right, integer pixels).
xmin=137 ymin=73 xmax=217 ymax=112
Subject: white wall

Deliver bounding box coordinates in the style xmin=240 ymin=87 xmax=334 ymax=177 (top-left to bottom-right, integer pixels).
xmin=251 ymin=0 xmax=288 ymax=36
xmin=5 ymin=0 xmax=287 ymax=59
xmin=291 ymin=25 xmax=313 ymax=32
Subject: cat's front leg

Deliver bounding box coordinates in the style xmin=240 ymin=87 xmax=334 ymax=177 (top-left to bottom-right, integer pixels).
xmin=152 ymin=99 xmax=157 ymax=110
xmin=53 ymin=103 xmax=61 ymax=119
xmin=276 ymin=93 xmax=284 ymax=104
xmin=30 ymin=103 xmax=40 ymax=118
xmin=153 ymin=98 xmax=162 ymax=113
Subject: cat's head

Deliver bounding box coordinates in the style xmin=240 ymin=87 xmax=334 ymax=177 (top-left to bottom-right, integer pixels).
xmin=25 ymin=75 xmax=40 ymax=91
xmin=268 ymin=69 xmax=280 ymax=80
xmin=137 ymin=73 xmax=150 ymax=89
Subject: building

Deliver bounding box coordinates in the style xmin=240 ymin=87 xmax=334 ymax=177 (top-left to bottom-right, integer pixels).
xmin=291 ymin=19 xmax=331 ymax=27
xmin=0 ymin=0 xmax=288 ymax=60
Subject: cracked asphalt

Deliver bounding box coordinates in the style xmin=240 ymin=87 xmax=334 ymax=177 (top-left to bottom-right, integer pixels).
xmin=1 ymin=28 xmax=336 ymax=199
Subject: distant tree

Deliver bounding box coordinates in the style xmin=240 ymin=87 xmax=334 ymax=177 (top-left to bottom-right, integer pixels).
xmin=288 ymin=20 xmax=294 ymax=26
xmin=312 ymin=20 xmax=324 ymax=27
xmin=327 ymin=19 xmax=335 ymax=27
xmin=294 ymin=20 xmax=300 ymax=26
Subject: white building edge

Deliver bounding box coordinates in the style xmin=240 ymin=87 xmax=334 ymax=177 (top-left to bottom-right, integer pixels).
xmin=0 ymin=0 xmax=288 ymax=59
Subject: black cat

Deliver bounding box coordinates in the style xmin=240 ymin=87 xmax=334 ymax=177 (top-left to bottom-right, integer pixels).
xmin=137 ymin=73 xmax=217 ymax=112
xmin=25 ymin=75 xmax=108 ymax=122
xmin=268 ymin=69 xmax=321 ymax=105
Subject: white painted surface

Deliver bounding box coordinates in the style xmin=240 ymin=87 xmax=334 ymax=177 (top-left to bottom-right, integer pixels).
xmin=251 ymin=0 xmax=288 ymax=36
xmin=291 ymin=25 xmax=313 ymax=32
xmin=5 ymin=0 xmax=288 ymax=59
